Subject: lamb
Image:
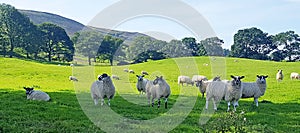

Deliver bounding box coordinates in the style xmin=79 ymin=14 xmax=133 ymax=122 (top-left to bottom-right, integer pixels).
xmin=192 ymin=75 xmax=208 ymax=83
xmin=23 ymin=87 xmax=50 ymax=101
xmin=241 ymin=75 xmax=268 ymax=107
xmin=90 ymin=73 xmax=115 ymax=106
xmin=112 ymin=75 xmax=120 ymax=80
xmin=276 ymin=69 xmax=283 ymax=82
xmin=178 ymin=75 xmax=194 ymax=86
xmin=205 ymin=75 xmax=244 ymax=111
xmin=290 ymin=72 xmax=300 ymax=80
xmin=69 ymin=76 xmax=78 ymax=82
xmin=141 ymin=71 xmax=149 ymax=75
xmin=195 ymin=76 xmax=221 ymax=98
xmin=129 ymin=70 xmax=135 ymax=74
xmin=136 ymin=75 xmax=148 ymax=96
xmin=145 ymin=76 xmax=171 ymax=109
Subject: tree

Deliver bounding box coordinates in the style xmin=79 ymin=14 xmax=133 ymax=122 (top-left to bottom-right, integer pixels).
xmin=182 ymin=37 xmax=199 ymax=56
xmin=161 ymin=39 xmax=192 ymax=58
xmin=271 ymin=31 xmax=300 ymax=61
xmin=98 ymin=35 xmax=124 ymax=66
xmin=230 ymin=27 xmax=274 ymax=60
xmin=199 ymin=37 xmax=224 ymax=56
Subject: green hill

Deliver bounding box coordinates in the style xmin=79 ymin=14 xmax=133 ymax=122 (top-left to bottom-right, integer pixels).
xmin=0 ymin=57 xmax=299 ymax=132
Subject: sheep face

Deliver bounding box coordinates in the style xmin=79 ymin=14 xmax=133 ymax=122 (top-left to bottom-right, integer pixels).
xmin=153 ymin=76 xmax=163 ymax=85
xmin=256 ymin=75 xmax=268 ymax=84
xmin=98 ymin=73 xmax=108 ymax=81
xmin=136 ymin=75 xmax=145 ymax=81
xmin=230 ymin=75 xmax=244 ymax=86
xmin=24 ymin=87 xmax=34 ymax=95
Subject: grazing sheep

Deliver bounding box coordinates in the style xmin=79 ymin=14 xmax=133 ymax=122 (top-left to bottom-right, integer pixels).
xmin=123 ymin=68 xmax=129 ymax=73
xmin=23 ymin=87 xmax=50 ymax=101
xmin=141 ymin=71 xmax=149 ymax=75
xmin=90 ymin=73 xmax=115 ymax=106
xmin=146 ymin=76 xmax=171 ymax=109
xmin=192 ymin=75 xmax=208 ymax=83
xmin=276 ymin=69 xmax=284 ymax=82
xmin=136 ymin=75 xmax=148 ymax=96
xmin=69 ymin=76 xmax=78 ymax=82
xmin=178 ymin=75 xmax=194 ymax=86
xmin=290 ymin=72 xmax=300 ymax=80
xmin=241 ymin=75 xmax=268 ymax=107
xmin=112 ymin=75 xmax=120 ymax=80
xmin=195 ymin=76 xmax=221 ymax=98
xmin=129 ymin=70 xmax=135 ymax=74
xmin=205 ymin=75 xmax=244 ymax=111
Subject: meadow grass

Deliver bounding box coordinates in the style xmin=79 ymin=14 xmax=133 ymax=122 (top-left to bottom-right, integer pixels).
xmin=0 ymin=57 xmax=300 ymax=132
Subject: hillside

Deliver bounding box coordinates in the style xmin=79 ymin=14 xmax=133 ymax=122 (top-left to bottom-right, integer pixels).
xmin=20 ymin=9 xmax=156 ymax=44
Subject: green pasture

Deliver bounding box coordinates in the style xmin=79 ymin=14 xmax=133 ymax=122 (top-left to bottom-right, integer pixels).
xmin=0 ymin=57 xmax=299 ymax=132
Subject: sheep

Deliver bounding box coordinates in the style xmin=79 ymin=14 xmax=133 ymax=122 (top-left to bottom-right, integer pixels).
xmin=195 ymin=76 xmax=221 ymax=98
xmin=123 ymin=68 xmax=129 ymax=73
xmin=290 ymin=72 xmax=300 ymax=80
xmin=23 ymin=87 xmax=50 ymax=101
xmin=136 ymin=75 xmax=148 ymax=96
xmin=90 ymin=73 xmax=115 ymax=106
xmin=141 ymin=71 xmax=149 ymax=75
xmin=241 ymin=75 xmax=268 ymax=107
xmin=192 ymin=75 xmax=208 ymax=83
xmin=70 ymin=64 xmax=74 ymax=67
xmin=129 ymin=70 xmax=135 ymax=74
xmin=112 ymin=75 xmax=120 ymax=80
xmin=178 ymin=75 xmax=194 ymax=86
xmin=69 ymin=76 xmax=78 ymax=82
xmin=145 ymin=76 xmax=171 ymax=109
xmin=276 ymin=69 xmax=283 ymax=82
xmin=205 ymin=75 xmax=244 ymax=111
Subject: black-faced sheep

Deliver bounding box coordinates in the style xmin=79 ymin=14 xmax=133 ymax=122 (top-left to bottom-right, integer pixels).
xmin=90 ymin=73 xmax=115 ymax=106
xmin=136 ymin=75 xmax=148 ymax=96
xmin=192 ymin=75 xmax=208 ymax=84
xmin=146 ymin=76 xmax=171 ymax=109
xmin=24 ymin=87 xmax=50 ymax=101
xmin=178 ymin=75 xmax=194 ymax=86
xmin=241 ymin=75 xmax=268 ymax=107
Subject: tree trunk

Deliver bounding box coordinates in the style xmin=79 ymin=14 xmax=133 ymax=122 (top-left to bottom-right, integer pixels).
xmin=9 ymin=44 xmax=14 ymax=58
xmin=88 ymin=56 xmax=91 ymax=65
xmin=110 ymin=58 xmax=113 ymax=66
xmin=48 ymin=51 xmax=52 ymax=62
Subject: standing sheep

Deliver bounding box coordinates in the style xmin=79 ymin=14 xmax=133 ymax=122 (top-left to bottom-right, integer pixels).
xmin=192 ymin=75 xmax=208 ymax=83
xmin=178 ymin=75 xmax=194 ymax=86
xmin=290 ymin=72 xmax=300 ymax=80
xmin=241 ymin=75 xmax=268 ymax=107
xmin=124 ymin=68 xmax=129 ymax=73
xmin=90 ymin=73 xmax=115 ymax=106
xmin=136 ymin=75 xmax=148 ymax=96
xmin=205 ymin=75 xmax=244 ymax=111
xmin=195 ymin=76 xmax=221 ymax=98
xmin=276 ymin=69 xmax=284 ymax=82
xmin=24 ymin=87 xmax=50 ymax=101
xmin=146 ymin=76 xmax=171 ymax=109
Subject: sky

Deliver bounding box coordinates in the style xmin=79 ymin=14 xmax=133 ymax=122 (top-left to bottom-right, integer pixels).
xmin=1 ymin=0 xmax=300 ymax=49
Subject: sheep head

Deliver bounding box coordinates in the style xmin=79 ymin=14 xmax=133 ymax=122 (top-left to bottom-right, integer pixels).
xmin=230 ymin=75 xmax=245 ymax=86
xmin=256 ymin=75 xmax=268 ymax=84
xmin=136 ymin=75 xmax=145 ymax=81
xmin=23 ymin=87 xmax=34 ymax=95
xmin=153 ymin=76 xmax=163 ymax=85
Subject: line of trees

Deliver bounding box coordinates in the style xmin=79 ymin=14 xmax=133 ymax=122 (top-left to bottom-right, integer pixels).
xmin=0 ymin=4 xmax=74 ymax=62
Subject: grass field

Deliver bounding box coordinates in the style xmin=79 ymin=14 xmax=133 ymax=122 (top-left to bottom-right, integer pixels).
xmin=0 ymin=57 xmax=300 ymax=132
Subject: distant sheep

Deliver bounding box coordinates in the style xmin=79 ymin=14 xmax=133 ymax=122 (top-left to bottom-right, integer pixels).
xmin=203 ymin=63 xmax=209 ymax=66
xmin=70 ymin=64 xmax=74 ymax=67
xmin=205 ymin=75 xmax=244 ymax=111
xmin=241 ymin=75 xmax=268 ymax=107
xmin=276 ymin=69 xmax=283 ymax=82
xmin=90 ymin=73 xmax=115 ymax=106
xmin=124 ymin=68 xmax=129 ymax=73
xmin=290 ymin=72 xmax=300 ymax=80
xmin=129 ymin=70 xmax=135 ymax=74
xmin=23 ymin=87 xmax=50 ymax=101
xmin=192 ymin=75 xmax=208 ymax=83
xmin=146 ymin=76 xmax=171 ymax=109
xmin=69 ymin=76 xmax=78 ymax=82
xmin=178 ymin=75 xmax=194 ymax=86
xmin=141 ymin=71 xmax=149 ymax=75
xmin=136 ymin=75 xmax=148 ymax=96
xmin=112 ymin=75 xmax=120 ymax=80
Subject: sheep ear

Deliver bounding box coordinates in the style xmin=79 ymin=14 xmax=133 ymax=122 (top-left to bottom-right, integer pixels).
xmin=142 ymin=75 xmax=145 ymax=77
xmin=160 ymin=76 xmax=163 ymax=79
xmin=240 ymin=76 xmax=245 ymax=79
xmin=23 ymin=87 xmax=27 ymax=90
xmin=136 ymin=75 xmax=139 ymax=77
xmin=156 ymin=76 xmax=159 ymax=78
xmin=230 ymin=75 xmax=235 ymax=79
xmin=264 ymin=75 xmax=268 ymax=78
xmin=257 ymin=75 xmax=260 ymax=78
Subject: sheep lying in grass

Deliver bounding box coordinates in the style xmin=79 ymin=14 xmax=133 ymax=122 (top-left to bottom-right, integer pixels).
xmin=195 ymin=76 xmax=221 ymax=98
xmin=69 ymin=76 xmax=78 ymax=82
xmin=129 ymin=70 xmax=135 ymax=74
xmin=90 ymin=73 xmax=115 ymax=106
xmin=276 ymin=69 xmax=283 ymax=82
xmin=205 ymin=75 xmax=244 ymax=111
xmin=178 ymin=75 xmax=194 ymax=86
xmin=146 ymin=76 xmax=171 ymax=109
xmin=141 ymin=71 xmax=149 ymax=75
xmin=290 ymin=72 xmax=300 ymax=80
xmin=136 ymin=75 xmax=148 ymax=96
xmin=241 ymin=75 xmax=268 ymax=107
xmin=24 ymin=87 xmax=50 ymax=101
xmin=112 ymin=75 xmax=120 ymax=80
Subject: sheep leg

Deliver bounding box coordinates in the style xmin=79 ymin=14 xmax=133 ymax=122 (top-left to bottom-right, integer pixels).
xmin=158 ymin=98 xmax=161 ymax=108
xmin=202 ymin=93 xmax=204 ymax=99
xmin=93 ymin=98 xmax=99 ymax=105
xmin=151 ymin=98 xmax=154 ymax=107
xmin=254 ymin=98 xmax=259 ymax=107
xmin=227 ymin=101 xmax=231 ymax=112
xmin=233 ymin=101 xmax=239 ymax=111
xmin=213 ymin=98 xmax=217 ymax=111
xmin=164 ymin=98 xmax=168 ymax=109
xmin=108 ymin=99 xmax=111 ymax=106
xmin=205 ymin=100 xmax=209 ymax=110
xmin=101 ymin=99 xmax=104 ymax=106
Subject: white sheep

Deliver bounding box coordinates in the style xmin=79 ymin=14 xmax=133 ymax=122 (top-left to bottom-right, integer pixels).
xmin=192 ymin=75 xmax=208 ymax=83
xmin=195 ymin=76 xmax=221 ymax=98
xmin=112 ymin=75 xmax=120 ymax=80
xmin=290 ymin=72 xmax=300 ymax=80
xmin=241 ymin=75 xmax=268 ymax=107
xmin=178 ymin=75 xmax=194 ymax=86
xmin=276 ymin=69 xmax=283 ymax=82
xmin=69 ymin=76 xmax=78 ymax=82
xmin=205 ymin=75 xmax=244 ymax=111
xmin=70 ymin=64 xmax=74 ymax=67
xmin=146 ymin=76 xmax=171 ymax=109
xmin=124 ymin=68 xmax=129 ymax=73
xmin=23 ymin=87 xmax=50 ymax=101
xmin=129 ymin=69 xmax=135 ymax=74
xmin=90 ymin=73 xmax=115 ymax=106
xmin=141 ymin=71 xmax=149 ymax=75
xmin=136 ymin=75 xmax=148 ymax=96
